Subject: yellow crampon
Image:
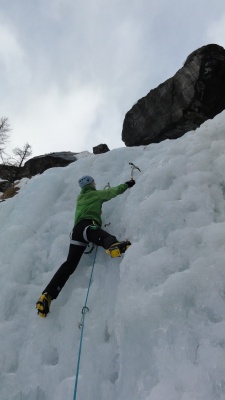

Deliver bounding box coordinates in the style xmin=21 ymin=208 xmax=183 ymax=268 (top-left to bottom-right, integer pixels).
xmin=36 ymin=293 xmax=52 ymax=317
xmin=106 ymin=241 xmax=131 ymax=258
xmin=106 ymin=246 xmax=121 ymax=258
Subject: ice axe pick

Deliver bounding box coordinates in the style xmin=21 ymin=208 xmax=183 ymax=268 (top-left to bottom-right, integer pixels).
xmin=129 ymin=162 xmax=141 ymax=180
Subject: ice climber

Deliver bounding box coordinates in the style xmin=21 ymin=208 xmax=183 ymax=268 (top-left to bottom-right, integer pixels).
xmin=36 ymin=175 xmax=135 ymax=317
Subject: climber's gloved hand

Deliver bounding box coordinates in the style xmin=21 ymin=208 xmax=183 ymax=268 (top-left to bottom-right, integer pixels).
xmin=125 ymin=179 xmax=136 ymax=188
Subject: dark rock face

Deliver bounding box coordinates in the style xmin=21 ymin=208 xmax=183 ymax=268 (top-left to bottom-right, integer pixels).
xmin=122 ymin=44 xmax=225 ymax=146
xmin=93 ymin=144 xmax=110 ymax=154
xmin=0 ymin=152 xmax=77 ymax=183
xmin=0 ymin=180 xmax=11 ymax=193
xmin=0 ymin=165 xmax=19 ymax=182
xmin=23 ymin=152 xmax=77 ymax=176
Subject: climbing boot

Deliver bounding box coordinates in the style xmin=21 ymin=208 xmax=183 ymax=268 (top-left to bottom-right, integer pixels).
xmin=36 ymin=293 xmax=52 ymax=317
xmin=106 ymin=241 xmax=131 ymax=258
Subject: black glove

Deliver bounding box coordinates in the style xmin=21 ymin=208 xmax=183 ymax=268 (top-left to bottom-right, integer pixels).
xmin=125 ymin=179 xmax=135 ymax=188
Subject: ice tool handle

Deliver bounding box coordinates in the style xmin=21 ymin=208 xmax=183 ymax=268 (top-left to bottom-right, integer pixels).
xmin=129 ymin=162 xmax=141 ymax=180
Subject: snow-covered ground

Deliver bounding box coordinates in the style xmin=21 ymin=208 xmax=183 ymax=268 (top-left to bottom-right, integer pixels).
xmin=1 ymin=112 xmax=225 ymax=399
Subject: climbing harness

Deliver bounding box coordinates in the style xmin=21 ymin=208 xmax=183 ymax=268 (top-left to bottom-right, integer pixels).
xmin=70 ymin=231 xmax=87 ymax=248
xmin=129 ymin=162 xmax=141 ymax=179
xmin=72 ymin=246 xmax=98 ymax=400
xmin=70 ymin=222 xmax=98 ymax=254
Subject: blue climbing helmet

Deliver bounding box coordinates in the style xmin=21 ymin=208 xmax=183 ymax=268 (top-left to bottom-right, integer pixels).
xmin=78 ymin=175 xmax=94 ymax=188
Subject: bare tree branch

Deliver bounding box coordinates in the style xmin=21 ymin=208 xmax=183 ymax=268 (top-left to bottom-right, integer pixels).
xmin=0 ymin=142 xmax=32 ymax=183
xmin=13 ymin=143 xmax=32 ymax=169
xmin=0 ymin=117 xmax=10 ymax=154
xmin=12 ymin=143 xmax=32 ymax=181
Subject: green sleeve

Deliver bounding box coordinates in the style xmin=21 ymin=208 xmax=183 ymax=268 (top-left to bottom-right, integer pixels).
xmin=97 ymin=183 xmax=128 ymax=202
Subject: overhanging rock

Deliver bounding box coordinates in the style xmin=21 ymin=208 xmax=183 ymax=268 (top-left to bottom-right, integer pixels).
xmin=122 ymin=44 xmax=225 ymax=146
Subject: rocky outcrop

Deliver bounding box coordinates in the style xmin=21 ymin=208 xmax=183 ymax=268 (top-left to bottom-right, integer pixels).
xmin=0 ymin=165 xmax=19 ymax=182
xmin=93 ymin=144 xmax=110 ymax=154
xmin=23 ymin=152 xmax=78 ymax=177
xmin=0 ymin=152 xmax=78 ymax=184
xmin=122 ymin=44 xmax=225 ymax=146
xmin=0 ymin=180 xmax=11 ymax=193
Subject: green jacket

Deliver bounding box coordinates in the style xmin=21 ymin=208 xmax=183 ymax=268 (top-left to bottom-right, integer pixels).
xmin=74 ymin=183 xmax=128 ymax=226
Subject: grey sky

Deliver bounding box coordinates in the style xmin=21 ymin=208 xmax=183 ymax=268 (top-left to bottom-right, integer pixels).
xmin=1 ymin=0 xmax=225 ymax=157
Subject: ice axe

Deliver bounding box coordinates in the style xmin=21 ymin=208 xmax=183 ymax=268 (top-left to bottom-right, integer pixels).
xmin=129 ymin=162 xmax=141 ymax=180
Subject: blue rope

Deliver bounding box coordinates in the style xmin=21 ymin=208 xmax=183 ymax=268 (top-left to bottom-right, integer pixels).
xmin=73 ymin=246 xmax=98 ymax=400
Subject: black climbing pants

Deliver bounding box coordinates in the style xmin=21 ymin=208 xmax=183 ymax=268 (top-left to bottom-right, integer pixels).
xmin=43 ymin=219 xmax=118 ymax=299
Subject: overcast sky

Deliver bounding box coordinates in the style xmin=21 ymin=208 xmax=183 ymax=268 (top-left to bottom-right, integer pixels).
xmin=1 ymin=0 xmax=225 ymax=157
